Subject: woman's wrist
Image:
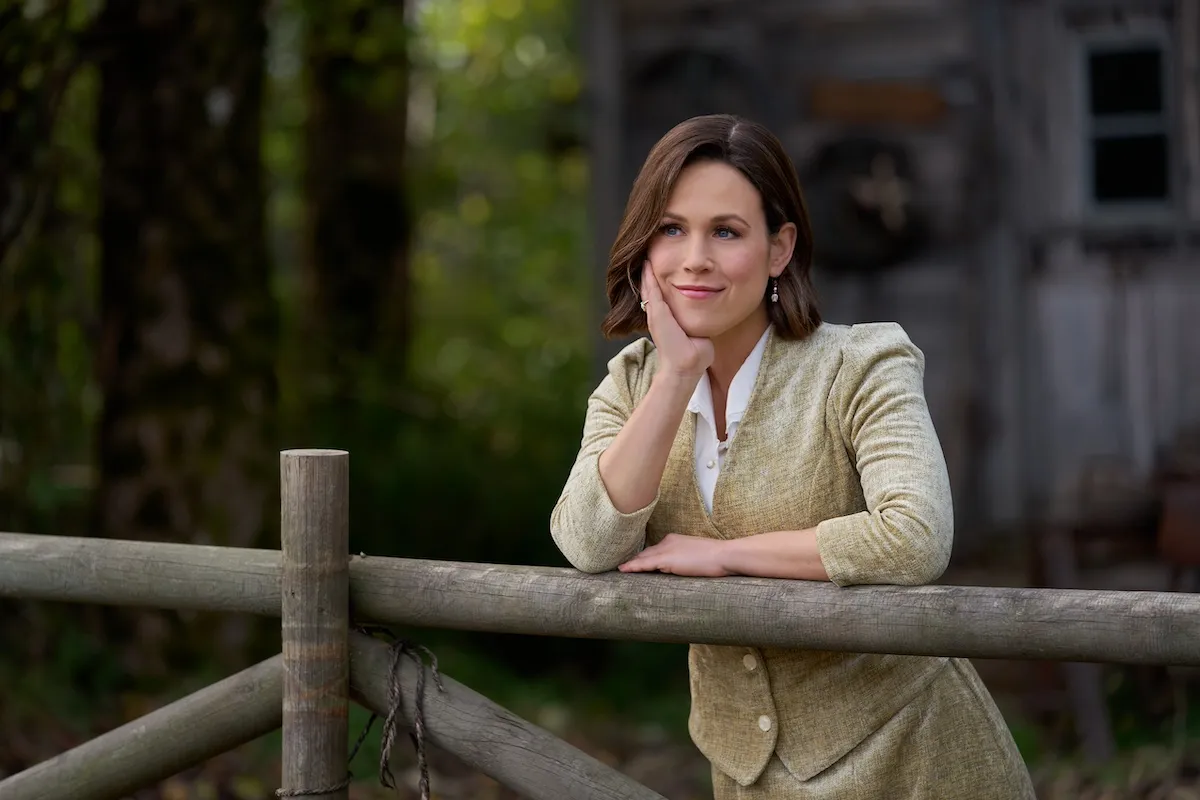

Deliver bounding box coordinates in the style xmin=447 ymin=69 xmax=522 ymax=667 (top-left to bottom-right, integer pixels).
xmin=650 ymin=368 xmax=702 ymax=398
xmin=718 ymin=529 xmax=829 ymax=582
xmin=717 ymin=536 xmax=746 ymax=575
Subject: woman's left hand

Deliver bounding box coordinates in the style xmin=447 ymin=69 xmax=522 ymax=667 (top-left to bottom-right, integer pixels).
xmin=618 ymin=533 xmax=730 ymax=577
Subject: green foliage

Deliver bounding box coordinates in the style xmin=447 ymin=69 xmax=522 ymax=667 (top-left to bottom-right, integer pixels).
xmin=0 ymin=619 xmax=120 ymax=728
xmin=265 ymin=0 xmax=593 ymax=573
xmin=373 ymin=2 xmax=592 ymax=570
xmin=406 ymin=0 xmax=590 ymax=407
xmin=0 ymin=54 xmax=100 ymax=538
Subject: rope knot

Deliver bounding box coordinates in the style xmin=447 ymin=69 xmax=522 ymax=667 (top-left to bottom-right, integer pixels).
xmin=274 ymin=626 xmax=446 ymax=800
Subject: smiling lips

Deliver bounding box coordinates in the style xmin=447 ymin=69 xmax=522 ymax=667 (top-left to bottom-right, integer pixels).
xmin=675 ymin=284 xmax=723 ymax=300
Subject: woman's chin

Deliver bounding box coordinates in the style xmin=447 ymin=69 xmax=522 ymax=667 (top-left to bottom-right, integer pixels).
xmin=676 ymin=319 xmax=724 ymax=340
xmin=677 ymin=305 xmax=770 ymax=342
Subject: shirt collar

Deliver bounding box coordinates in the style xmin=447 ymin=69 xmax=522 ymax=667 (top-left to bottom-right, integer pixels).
xmin=688 ymin=327 xmax=771 ymax=426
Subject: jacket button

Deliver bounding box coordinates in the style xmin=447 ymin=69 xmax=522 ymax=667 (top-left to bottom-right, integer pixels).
xmin=743 ymin=653 xmax=757 ymax=671
xmin=758 ymin=715 xmax=772 ymax=732
xmin=706 ymin=459 xmax=716 ymax=469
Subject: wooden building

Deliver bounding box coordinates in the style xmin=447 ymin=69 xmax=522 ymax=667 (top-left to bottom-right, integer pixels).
xmin=583 ymin=0 xmax=1200 ymax=558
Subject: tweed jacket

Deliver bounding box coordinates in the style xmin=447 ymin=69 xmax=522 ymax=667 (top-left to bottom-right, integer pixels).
xmin=551 ymin=322 xmax=967 ymax=787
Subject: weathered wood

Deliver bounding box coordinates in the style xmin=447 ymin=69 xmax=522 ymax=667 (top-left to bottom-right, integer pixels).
xmin=346 ymin=557 xmax=1200 ymax=666
xmin=0 ymin=532 xmax=280 ymax=611
xmin=280 ymin=449 xmax=350 ymax=800
xmin=0 ymin=655 xmax=283 ymax=800
xmin=5 ymin=531 xmax=1200 ymax=665
xmin=348 ymin=631 xmax=665 ymax=800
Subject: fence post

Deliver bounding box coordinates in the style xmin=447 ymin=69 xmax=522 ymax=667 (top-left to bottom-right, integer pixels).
xmin=280 ymin=448 xmax=350 ymax=799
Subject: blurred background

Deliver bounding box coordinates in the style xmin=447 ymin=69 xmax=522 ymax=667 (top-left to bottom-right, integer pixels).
xmin=2 ymin=0 xmax=1200 ymax=797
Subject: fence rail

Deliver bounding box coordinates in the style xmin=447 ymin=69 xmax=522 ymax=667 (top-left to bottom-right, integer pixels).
xmin=0 ymin=632 xmax=663 ymax=800
xmin=3 ymin=530 xmax=1199 ymax=665
xmin=0 ymin=656 xmax=285 ymax=800
xmin=1 ymin=447 xmax=1197 ymax=800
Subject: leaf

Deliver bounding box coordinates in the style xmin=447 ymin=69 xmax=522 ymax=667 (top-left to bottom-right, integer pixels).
xmin=232 ymin=775 xmax=265 ymax=800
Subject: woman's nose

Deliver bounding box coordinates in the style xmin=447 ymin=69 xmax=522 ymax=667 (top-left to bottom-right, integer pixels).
xmin=681 ymin=239 xmax=713 ymax=272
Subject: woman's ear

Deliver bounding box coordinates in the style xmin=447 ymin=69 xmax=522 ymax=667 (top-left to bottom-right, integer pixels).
xmin=769 ymin=222 xmax=797 ymax=277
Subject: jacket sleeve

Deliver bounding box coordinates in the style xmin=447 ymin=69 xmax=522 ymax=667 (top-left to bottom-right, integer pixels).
xmin=549 ymin=341 xmax=657 ymax=573
xmin=814 ymin=323 xmax=954 ymax=587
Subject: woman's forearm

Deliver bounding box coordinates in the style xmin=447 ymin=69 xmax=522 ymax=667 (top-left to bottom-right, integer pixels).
xmin=721 ymin=528 xmax=830 ymax=582
xmin=598 ymin=371 xmax=697 ymax=513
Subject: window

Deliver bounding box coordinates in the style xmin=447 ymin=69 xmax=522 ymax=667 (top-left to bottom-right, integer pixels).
xmin=1084 ymin=42 xmax=1170 ymax=207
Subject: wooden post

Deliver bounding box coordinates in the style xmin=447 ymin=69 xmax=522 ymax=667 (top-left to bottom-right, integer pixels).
xmin=280 ymin=449 xmax=350 ymax=799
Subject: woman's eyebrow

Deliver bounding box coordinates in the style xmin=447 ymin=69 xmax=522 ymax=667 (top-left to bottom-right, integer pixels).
xmin=711 ymin=213 xmax=749 ymax=226
xmin=661 ymin=211 xmax=750 ymax=226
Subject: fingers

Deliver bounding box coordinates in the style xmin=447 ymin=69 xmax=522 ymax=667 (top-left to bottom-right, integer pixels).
xmin=640 ymin=259 xmax=664 ymax=310
xmin=618 ymin=555 xmax=652 ymax=572
xmin=639 ymin=261 xmax=662 ymax=338
xmin=641 ymin=261 xmax=677 ymax=341
xmin=619 ymin=541 xmax=662 ymax=572
xmin=620 ymin=535 xmax=677 ymax=571
xmin=643 ymin=260 xmax=665 ymax=304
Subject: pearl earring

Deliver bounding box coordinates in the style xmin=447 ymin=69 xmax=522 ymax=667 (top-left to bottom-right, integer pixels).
xmin=770 ymin=279 xmax=779 ymax=303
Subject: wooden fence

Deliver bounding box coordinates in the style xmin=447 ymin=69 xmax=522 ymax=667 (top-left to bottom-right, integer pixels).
xmin=2 ymin=448 xmax=1200 ymax=800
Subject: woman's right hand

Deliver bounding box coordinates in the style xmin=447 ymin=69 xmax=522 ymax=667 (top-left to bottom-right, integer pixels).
xmin=641 ymin=260 xmax=714 ymax=381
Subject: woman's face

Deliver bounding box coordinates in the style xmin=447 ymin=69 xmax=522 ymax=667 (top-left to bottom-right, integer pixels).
xmin=645 ymin=160 xmax=795 ymax=343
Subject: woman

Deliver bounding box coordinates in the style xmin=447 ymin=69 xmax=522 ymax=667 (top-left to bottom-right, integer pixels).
xmin=549 ymin=114 xmax=1034 ymax=798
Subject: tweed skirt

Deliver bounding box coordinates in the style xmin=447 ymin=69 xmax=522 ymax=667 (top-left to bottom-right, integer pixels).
xmin=710 ymin=659 xmax=1035 ymax=799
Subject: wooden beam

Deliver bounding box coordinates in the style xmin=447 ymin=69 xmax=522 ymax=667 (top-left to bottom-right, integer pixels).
xmin=0 ymin=655 xmax=283 ymax=800
xmin=280 ymin=449 xmax=350 ymax=800
xmin=808 ymin=78 xmax=947 ymax=126
xmin=4 ymin=532 xmax=1200 ymax=665
xmin=0 ymin=532 xmax=281 ymax=612
xmin=347 ymin=556 xmax=1200 ymax=665
xmin=348 ymin=631 xmax=664 ymax=800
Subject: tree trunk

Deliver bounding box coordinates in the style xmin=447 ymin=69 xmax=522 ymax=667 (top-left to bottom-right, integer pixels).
xmin=0 ymin=0 xmax=78 ymax=268
xmin=92 ymin=0 xmax=277 ymax=675
xmin=302 ymin=0 xmax=411 ymax=384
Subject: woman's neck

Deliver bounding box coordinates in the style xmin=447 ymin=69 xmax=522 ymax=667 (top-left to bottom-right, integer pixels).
xmin=707 ymin=309 xmax=770 ymax=394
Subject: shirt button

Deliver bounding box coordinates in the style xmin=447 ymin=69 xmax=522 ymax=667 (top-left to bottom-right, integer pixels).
xmin=706 ymin=459 xmax=716 ymax=469
xmin=758 ymin=715 xmax=772 ymax=732
xmin=743 ymin=654 xmax=757 ymax=671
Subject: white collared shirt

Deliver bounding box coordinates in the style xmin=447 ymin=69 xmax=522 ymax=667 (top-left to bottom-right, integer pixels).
xmin=689 ymin=328 xmax=770 ymax=514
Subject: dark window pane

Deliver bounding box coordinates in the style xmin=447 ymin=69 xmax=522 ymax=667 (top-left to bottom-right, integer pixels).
xmin=1092 ymin=134 xmax=1169 ymax=201
xmin=1088 ymin=47 xmax=1163 ymax=115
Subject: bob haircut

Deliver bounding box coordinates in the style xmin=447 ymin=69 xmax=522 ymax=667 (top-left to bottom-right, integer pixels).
xmin=601 ymin=113 xmax=820 ymax=341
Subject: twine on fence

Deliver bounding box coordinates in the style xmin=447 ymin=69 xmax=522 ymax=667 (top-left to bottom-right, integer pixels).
xmin=377 ymin=634 xmax=446 ymax=798
xmin=275 ymin=626 xmax=446 ymax=800
xmin=275 ymin=774 xmax=352 ymax=797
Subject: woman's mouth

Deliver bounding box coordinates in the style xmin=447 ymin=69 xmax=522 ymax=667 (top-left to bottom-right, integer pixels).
xmin=675 ymin=285 xmax=723 ymax=300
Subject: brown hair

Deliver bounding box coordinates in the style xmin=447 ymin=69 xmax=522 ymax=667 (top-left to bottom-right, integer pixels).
xmin=602 ymin=114 xmax=820 ymax=340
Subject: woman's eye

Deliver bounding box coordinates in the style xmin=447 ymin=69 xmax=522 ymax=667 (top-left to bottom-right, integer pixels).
xmin=714 ymin=226 xmax=737 ymax=239
xmin=661 ymin=224 xmax=682 ymax=236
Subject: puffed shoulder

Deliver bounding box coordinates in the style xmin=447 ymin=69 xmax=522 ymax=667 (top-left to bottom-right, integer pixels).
xmin=604 ymin=336 xmax=657 ymax=378
xmin=596 ymin=336 xmax=660 ymax=406
xmin=841 ymin=321 xmax=926 ymax=376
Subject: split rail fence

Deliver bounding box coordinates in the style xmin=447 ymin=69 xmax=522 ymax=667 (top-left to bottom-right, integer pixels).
xmin=2 ymin=448 xmax=1200 ymax=800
